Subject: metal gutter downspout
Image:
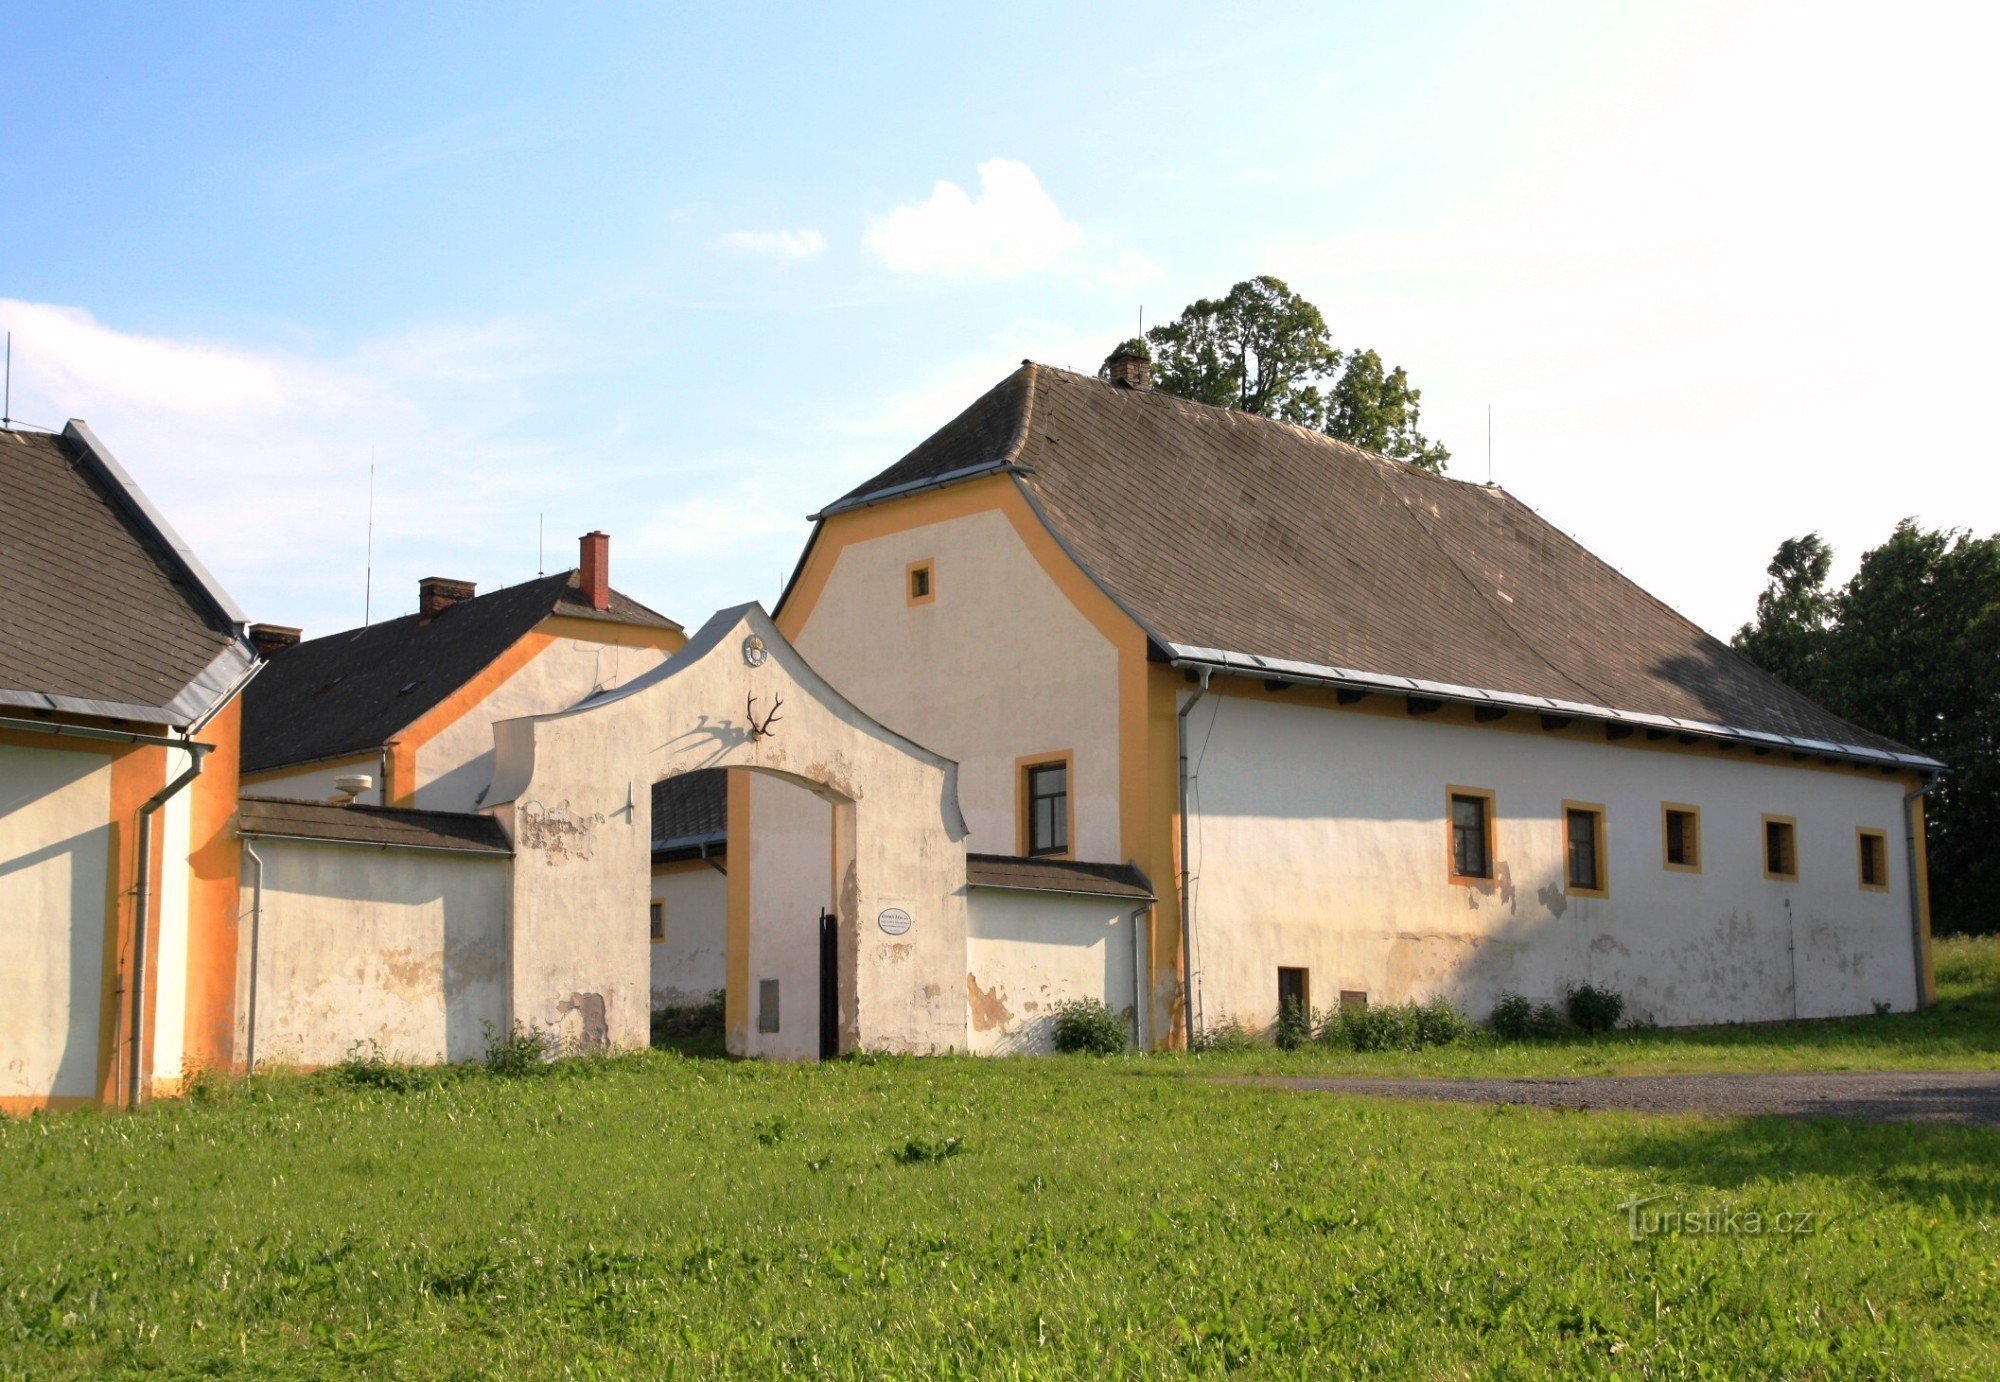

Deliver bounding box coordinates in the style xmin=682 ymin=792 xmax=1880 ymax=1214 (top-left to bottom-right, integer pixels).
xmin=1177 ymin=667 xmax=1212 ymax=1045
xmin=243 ymin=840 xmax=266 ymax=1074
xmin=1904 ymin=774 xmax=1938 ymax=1013
xmin=129 ymin=741 xmax=209 ymax=1109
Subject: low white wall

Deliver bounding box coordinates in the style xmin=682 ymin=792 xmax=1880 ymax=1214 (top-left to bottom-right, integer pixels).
xmin=239 ymin=838 xmax=509 ymax=1066
xmin=650 ymin=862 xmax=727 ymax=1009
xmin=965 ymin=889 xmax=1140 ymax=1054
xmin=0 ymin=744 xmax=113 ymax=1101
xmin=1187 ymin=695 xmax=1921 ymax=1032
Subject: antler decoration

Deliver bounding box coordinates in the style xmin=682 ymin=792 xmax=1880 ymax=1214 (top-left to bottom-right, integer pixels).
xmin=748 ymin=693 xmax=784 ymax=741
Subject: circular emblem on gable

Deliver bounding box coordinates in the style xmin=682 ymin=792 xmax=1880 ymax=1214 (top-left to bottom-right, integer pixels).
xmin=742 ymin=634 xmax=767 ymax=668
xmin=877 ymin=907 xmax=912 ymax=936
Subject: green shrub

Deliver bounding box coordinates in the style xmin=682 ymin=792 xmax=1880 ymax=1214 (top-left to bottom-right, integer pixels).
xmin=324 ymin=1040 xmax=452 ymax=1093
xmin=1317 ymin=996 xmax=1472 ymax=1053
xmin=1274 ymin=998 xmax=1314 ymax=1050
xmin=1412 ymin=995 xmax=1475 ymax=1047
xmin=1490 ymin=993 xmax=1571 ymax=1041
xmin=482 ymin=1022 xmax=554 ymax=1077
xmin=1190 ymin=1015 xmax=1261 ymax=1053
xmin=1051 ymin=998 xmax=1129 ymax=1055
xmin=651 ymin=990 xmax=726 ymax=1055
xmin=1564 ymin=983 xmax=1625 ymax=1035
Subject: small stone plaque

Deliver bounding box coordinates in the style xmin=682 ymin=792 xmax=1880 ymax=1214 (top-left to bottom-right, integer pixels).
xmin=877 ymin=907 xmax=912 ymax=936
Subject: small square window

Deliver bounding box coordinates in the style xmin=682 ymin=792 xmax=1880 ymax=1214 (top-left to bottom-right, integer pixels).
xmin=1763 ymin=816 xmax=1798 ymax=881
xmin=1858 ymin=829 xmax=1889 ymax=891
xmin=1662 ymin=805 xmax=1700 ymax=872
xmin=649 ymin=899 xmax=665 ymax=942
xmin=1338 ymin=990 xmax=1368 ymax=1013
xmin=906 ymin=559 xmax=935 ymax=605
xmin=1024 ymin=759 xmax=1070 ymax=856
xmin=1448 ymin=788 xmax=1494 ymax=881
xmin=758 ymin=979 xmax=781 ymax=1033
xmin=1564 ymin=803 xmax=1607 ymax=897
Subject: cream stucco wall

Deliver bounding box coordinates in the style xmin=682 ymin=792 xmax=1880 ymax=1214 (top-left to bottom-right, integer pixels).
xmin=965 ymin=889 xmax=1141 ymax=1054
xmin=789 ymin=507 xmax=1121 ymax=860
xmin=238 ymin=839 xmax=509 ymax=1066
xmin=244 ymin=757 xmax=383 ymax=807
xmin=1185 ymin=693 xmax=1923 ymax=1032
xmin=0 ymin=744 xmax=112 ymax=1100
xmin=417 ymin=634 xmax=671 ymax=813
xmin=650 ymin=863 xmax=728 ymax=1008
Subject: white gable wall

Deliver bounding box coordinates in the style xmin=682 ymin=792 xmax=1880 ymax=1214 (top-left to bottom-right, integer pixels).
xmin=1186 ymin=692 xmax=1920 ymax=1032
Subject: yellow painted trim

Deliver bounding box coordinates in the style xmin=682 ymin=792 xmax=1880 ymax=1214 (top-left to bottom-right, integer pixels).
xmin=1762 ymin=814 xmax=1799 ymax=882
xmin=183 ymin=695 xmax=244 ymax=1073
xmin=1562 ymin=799 xmax=1610 ymax=899
xmin=1015 ymin=749 xmax=1077 ymax=859
xmin=1857 ymin=827 xmax=1890 ymax=892
xmin=1660 ymin=802 xmax=1702 ymax=874
xmin=540 ymin=614 xmax=687 ymax=651
xmin=0 ymin=1094 xmax=98 ymax=1116
xmin=724 ymin=769 xmax=751 ymax=1050
xmin=397 ymin=630 xmax=556 ymax=760
xmin=905 ymin=558 xmax=936 ymax=606
xmin=1445 ymin=785 xmax=1498 ymax=887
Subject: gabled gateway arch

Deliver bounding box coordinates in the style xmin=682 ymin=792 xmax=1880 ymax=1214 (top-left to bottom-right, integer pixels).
xmin=484 ymin=604 xmax=970 ymax=1057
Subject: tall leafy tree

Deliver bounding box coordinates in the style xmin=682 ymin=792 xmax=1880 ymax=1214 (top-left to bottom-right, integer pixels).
xmin=1129 ymin=276 xmax=1451 ymax=472
xmin=1734 ymin=522 xmax=2000 ymax=934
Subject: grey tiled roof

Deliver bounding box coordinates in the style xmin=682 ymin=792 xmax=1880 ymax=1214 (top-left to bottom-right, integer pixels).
xmin=238 ymin=796 xmax=512 ymax=854
xmin=0 ymin=424 xmax=253 ymax=726
xmin=241 ymin=571 xmax=679 ymax=774
xmin=652 ymin=768 xmax=727 ymax=850
xmin=818 ymin=364 xmax=1915 ymax=761
xmin=966 ymin=853 xmax=1154 ymax=899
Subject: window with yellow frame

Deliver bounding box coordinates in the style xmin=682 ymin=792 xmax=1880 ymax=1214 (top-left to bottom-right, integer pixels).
xmin=1857 ymin=827 xmax=1889 ymax=892
xmin=1563 ymin=800 xmax=1609 ymax=898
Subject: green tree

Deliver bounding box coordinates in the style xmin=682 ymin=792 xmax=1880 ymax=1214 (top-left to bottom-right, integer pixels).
xmin=1734 ymin=522 xmax=2000 ymax=934
xmin=1130 ymin=276 xmax=1451 ymax=471
xmin=1732 ymin=533 xmax=1836 ymax=698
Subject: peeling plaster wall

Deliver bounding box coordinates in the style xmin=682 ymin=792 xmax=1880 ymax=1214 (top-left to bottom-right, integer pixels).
xmin=418 ymin=635 xmax=671 ymax=813
xmin=0 ymin=744 xmax=112 ymax=1101
xmin=964 ymin=890 xmax=1138 ymax=1054
xmin=237 ymin=839 xmax=508 ymax=1066
xmin=650 ymin=864 xmax=727 ymax=1009
xmin=1187 ymin=695 xmax=1921 ymax=1031
xmin=788 ymin=507 xmax=1121 ymax=859
xmin=742 ymin=775 xmax=833 ymax=1060
xmin=487 ymin=605 xmax=969 ymax=1059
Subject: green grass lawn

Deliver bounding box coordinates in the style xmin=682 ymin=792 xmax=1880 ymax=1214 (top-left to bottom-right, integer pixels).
xmin=2 ymin=936 xmax=1995 ymax=1376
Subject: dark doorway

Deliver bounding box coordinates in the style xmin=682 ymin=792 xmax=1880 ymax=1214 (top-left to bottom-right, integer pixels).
xmin=818 ymin=909 xmax=839 ymax=1060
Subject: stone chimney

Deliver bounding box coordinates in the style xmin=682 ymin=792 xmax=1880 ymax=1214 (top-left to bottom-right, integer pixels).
xmin=579 ymin=531 xmax=611 ymax=612
xmin=1106 ymin=346 xmax=1151 ymax=391
xmin=418 ymin=576 xmax=476 ymax=622
xmin=247 ymin=623 xmax=302 ymax=658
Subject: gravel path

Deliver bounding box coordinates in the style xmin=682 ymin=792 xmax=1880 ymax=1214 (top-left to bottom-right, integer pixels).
xmin=1254 ymin=1071 xmax=2000 ymax=1126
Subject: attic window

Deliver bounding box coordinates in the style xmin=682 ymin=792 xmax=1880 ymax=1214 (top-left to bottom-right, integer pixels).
xmin=907 ymin=559 xmax=935 ymax=606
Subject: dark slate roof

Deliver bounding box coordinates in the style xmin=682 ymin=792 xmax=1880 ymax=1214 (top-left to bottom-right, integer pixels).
xmin=966 ymin=853 xmax=1155 ymax=900
xmin=238 ymin=796 xmax=512 ymax=853
xmin=0 ymin=423 xmax=254 ymax=725
xmin=241 ymin=571 xmax=680 ymax=774
xmin=816 ymin=364 xmax=1925 ymax=765
xmin=652 ymin=769 xmax=727 ymax=851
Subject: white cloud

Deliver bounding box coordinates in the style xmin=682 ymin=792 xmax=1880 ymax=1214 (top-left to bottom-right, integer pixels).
xmin=719 ymin=228 xmax=828 ymax=260
xmin=866 ymin=159 xmax=1083 ymax=278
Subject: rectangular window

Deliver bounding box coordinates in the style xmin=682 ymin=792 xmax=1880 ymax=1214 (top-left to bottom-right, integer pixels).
xmin=1763 ymin=816 xmax=1798 ymax=881
xmin=906 ymin=559 xmax=935 ymax=606
xmin=1564 ymin=802 xmax=1608 ymax=897
xmin=758 ymin=979 xmax=781 ymax=1033
xmin=1278 ymin=967 xmax=1310 ymax=1020
xmin=1024 ymin=758 xmax=1071 ymax=857
xmin=1858 ymin=828 xmax=1889 ymax=891
xmin=1662 ymin=804 xmax=1701 ymax=872
xmin=649 ymin=899 xmax=665 ymax=942
xmin=1448 ymin=787 xmax=1495 ymax=881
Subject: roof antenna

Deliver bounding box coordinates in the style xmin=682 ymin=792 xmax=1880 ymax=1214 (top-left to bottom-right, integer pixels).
xmin=3 ymin=331 xmax=12 ymax=430
xmin=364 ymin=452 xmax=375 ymax=625
xmin=538 ymin=512 xmax=544 ymax=577
xmin=1486 ymin=404 xmax=1494 ymax=486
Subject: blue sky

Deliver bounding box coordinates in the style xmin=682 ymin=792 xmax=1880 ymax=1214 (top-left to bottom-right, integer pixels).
xmin=4 ymin=2 xmax=1995 ymax=641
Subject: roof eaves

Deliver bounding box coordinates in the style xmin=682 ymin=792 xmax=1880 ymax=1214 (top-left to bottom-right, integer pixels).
xmin=810 ymin=459 xmax=1033 ymax=522
xmin=1167 ymin=644 xmax=1945 ymax=773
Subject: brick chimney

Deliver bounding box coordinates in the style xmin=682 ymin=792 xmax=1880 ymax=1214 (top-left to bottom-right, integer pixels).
xmin=247 ymin=623 xmax=302 ymax=658
xmin=579 ymin=531 xmax=611 ymax=612
xmin=418 ymin=576 xmax=476 ymax=622
xmin=1106 ymin=346 xmax=1151 ymax=391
